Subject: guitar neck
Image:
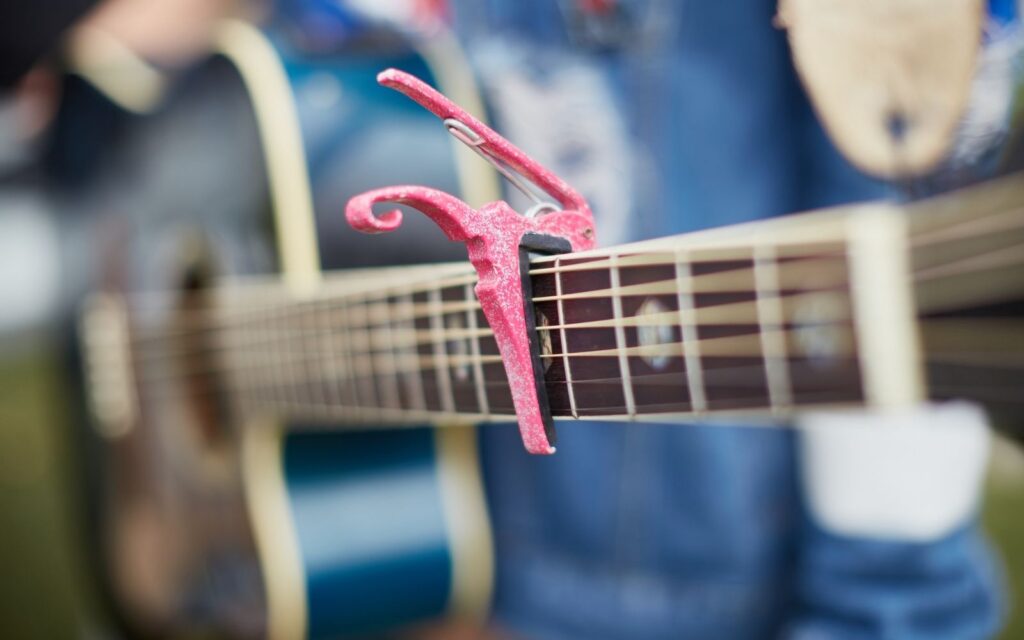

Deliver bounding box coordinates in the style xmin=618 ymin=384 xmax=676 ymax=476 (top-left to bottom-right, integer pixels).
xmin=909 ymin=178 xmax=1024 ymax=419
xmin=85 ymin=177 xmax=1024 ymax=433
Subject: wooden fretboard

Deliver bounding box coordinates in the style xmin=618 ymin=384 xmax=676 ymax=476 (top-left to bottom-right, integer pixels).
xmin=84 ymin=176 xmax=1024 ymax=434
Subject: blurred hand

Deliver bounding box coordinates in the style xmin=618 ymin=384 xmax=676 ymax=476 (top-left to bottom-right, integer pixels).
xmin=75 ymin=0 xmax=246 ymax=65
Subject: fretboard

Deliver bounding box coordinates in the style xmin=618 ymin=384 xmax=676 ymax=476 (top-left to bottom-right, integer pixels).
xmin=85 ymin=176 xmax=1024 ymax=434
xmin=204 ymin=239 xmax=864 ymax=427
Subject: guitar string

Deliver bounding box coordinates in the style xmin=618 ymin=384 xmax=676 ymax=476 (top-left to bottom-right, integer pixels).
xmin=126 ymin=324 xmax=862 ymax=386
xmin=122 ymin=285 xmax=857 ymax=370
xmin=121 ymin=308 xmax=1019 ymax=412
xmin=123 ymin=304 xmax=1024 ymax=425
xmin=108 ymin=195 xmax=1019 ymax=344
xmin=130 ymin=359 xmax=868 ymax=413
xmin=85 ymin=229 xmax=1024 ymax=409
xmin=108 ymin=200 xmax=1024 ymax=325
xmin=130 ymin=335 xmax=1022 ymax=407
xmin=115 ymin=326 xmax=1022 ymax=420
xmin=136 ymin=360 xmax=1024 ymax=409
xmin=81 ymin=202 xmax=1024 ymax=418
xmin=118 ymin=249 xmax=849 ymax=318
xmin=117 ymin=219 xmax=1024 ymax=349
xmin=114 ymin=271 xmax=1020 ymax=388
xmin=133 ymin=354 xmax=1024 ymax=419
xmin=523 ymin=206 xmax=1024 ymax=273
xmin=119 ymin=245 xmax=1021 ymax=368
xmin=121 ymin=253 xmax=854 ymax=348
xmin=121 ymin=309 xmax=1023 ymax=405
xmin=517 ymin=203 xmax=1023 ymax=275
xmin=907 ymin=204 xmax=1024 ymax=247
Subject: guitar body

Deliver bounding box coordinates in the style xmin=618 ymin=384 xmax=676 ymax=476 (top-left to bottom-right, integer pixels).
xmin=281 ymin=430 xmax=460 ymax=637
xmin=69 ymin=21 xmax=491 ymax=639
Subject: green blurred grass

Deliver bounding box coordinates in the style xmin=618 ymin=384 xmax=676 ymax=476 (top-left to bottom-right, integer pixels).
xmin=1 ymin=341 xmax=1023 ymax=638
xmin=986 ymin=437 xmax=1024 ymax=640
xmin=0 ymin=343 xmax=82 ymax=638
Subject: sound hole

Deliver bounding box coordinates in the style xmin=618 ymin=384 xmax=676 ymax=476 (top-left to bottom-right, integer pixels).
xmin=176 ymin=237 xmax=230 ymax=451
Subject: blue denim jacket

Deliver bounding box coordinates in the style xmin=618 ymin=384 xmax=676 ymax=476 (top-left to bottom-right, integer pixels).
xmin=450 ymin=1 xmax=1005 ymax=638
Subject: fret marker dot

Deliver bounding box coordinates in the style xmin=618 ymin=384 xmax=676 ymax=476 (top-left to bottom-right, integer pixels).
xmin=792 ymin=293 xmax=846 ymax=367
xmin=637 ymin=297 xmax=674 ymax=370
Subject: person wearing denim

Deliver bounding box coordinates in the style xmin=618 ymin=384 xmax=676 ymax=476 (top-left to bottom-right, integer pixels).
xmin=448 ymin=1 xmax=1008 ymax=638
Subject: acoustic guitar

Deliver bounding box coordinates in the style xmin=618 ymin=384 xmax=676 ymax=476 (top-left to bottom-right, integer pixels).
xmin=69 ymin=19 xmax=1023 ymax=640
xmin=63 ymin=18 xmax=496 ymax=640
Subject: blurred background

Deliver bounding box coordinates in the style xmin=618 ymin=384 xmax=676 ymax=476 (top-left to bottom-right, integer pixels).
xmin=1 ymin=0 xmax=1023 ymax=638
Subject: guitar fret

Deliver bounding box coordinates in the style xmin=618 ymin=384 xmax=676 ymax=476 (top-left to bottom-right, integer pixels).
xmin=312 ymin=303 xmax=330 ymax=411
xmin=464 ymin=283 xmax=490 ymax=417
xmin=263 ymin=303 xmax=279 ymax=407
xmin=554 ymin=257 xmax=579 ymax=418
xmin=412 ymin=292 xmax=442 ymax=411
xmin=269 ymin=298 xmax=289 ymax=411
xmin=371 ymin=299 xmax=403 ymax=411
xmin=753 ymin=246 xmax=793 ymax=410
xmin=250 ymin=306 xmax=267 ymax=409
xmin=674 ymin=249 xmax=707 ymax=412
xmin=316 ymin=300 xmax=337 ymax=411
xmin=442 ymin=286 xmax=481 ymax=414
xmin=288 ymin=303 xmax=307 ymax=409
xmin=399 ymin=293 xmax=428 ymax=412
xmin=550 ymin=257 xmax=626 ymax=416
xmin=304 ymin=300 xmax=326 ymax=411
xmin=292 ymin=302 xmax=309 ymax=410
xmin=251 ymin=300 xmax=268 ymax=410
xmin=319 ymin=301 xmax=342 ymax=418
xmin=850 ymin=211 xmax=925 ymax=407
xmin=217 ymin=306 xmax=240 ymax=411
xmin=691 ymin=256 xmax=769 ymax=410
xmin=340 ymin=302 xmax=359 ymax=417
xmin=346 ymin=299 xmax=378 ymax=412
xmin=217 ymin=308 xmax=235 ymax=410
xmin=286 ymin=302 xmax=303 ymax=410
xmin=331 ymin=299 xmax=360 ymax=419
xmin=428 ymin=287 xmax=456 ymax=413
xmin=608 ymin=255 xmax=637 ymax=418
xmin=289 ymin=304 xmax=306 ymax=409
xmin=778 ymin=253 xmax=863 ymax=407
xmin=261 ymin=302 xmax=278 ymax=409
xmin=335 ymin=301 xmax=352 ymax=417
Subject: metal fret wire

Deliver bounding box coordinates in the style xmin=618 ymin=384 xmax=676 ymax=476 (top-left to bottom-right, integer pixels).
xmin=608 ymin=254 xmax=637 ymax=417
xmin=554 ymin=256 xmax=580 ymax=418
xmin=754 ymin=245 xmax=794 ymax=410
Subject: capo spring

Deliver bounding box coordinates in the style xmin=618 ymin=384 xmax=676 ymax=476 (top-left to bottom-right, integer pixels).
xmin=443 ymin=117 xmax=561 ymax=218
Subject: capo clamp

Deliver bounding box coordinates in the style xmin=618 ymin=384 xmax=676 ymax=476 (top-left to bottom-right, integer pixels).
xmin=345 ymin=68 xmax=597 ymax=454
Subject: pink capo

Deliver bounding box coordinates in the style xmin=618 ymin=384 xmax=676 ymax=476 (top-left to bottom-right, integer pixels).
xmin=345 ymin=68 xmax=597 ymax=454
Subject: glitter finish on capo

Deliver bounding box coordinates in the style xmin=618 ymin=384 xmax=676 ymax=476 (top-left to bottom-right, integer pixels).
xmin=346 ymin=69 xmax=597 ymax=454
